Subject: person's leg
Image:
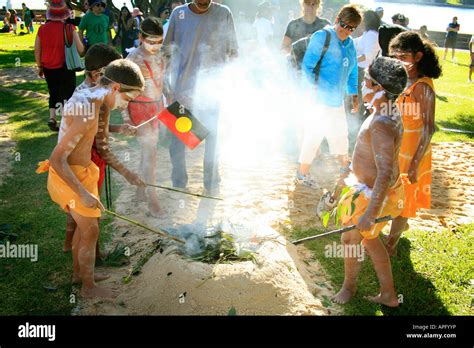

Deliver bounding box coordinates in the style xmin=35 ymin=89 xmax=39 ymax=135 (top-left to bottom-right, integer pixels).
xmin=470 ymin=65 xmax=474 ymax=82
xmin=201 ymin=109 xmax=220 ymax=191
xmin=71 ymin=222 xmax=81 ymax=282
xmin=385 ymin=216 xmax=409 ymax=256
xmin=333 ymin=229 xmax=363 ymax=304
xmin=327 ymin=106 xmax=350 ymax=176
xmin=363 ymin=237 xmax=399 ymax=307
xmin=69 ymin=210 xmax=113 ymax=297
xmin=61 ymin=68 xmax=77 ymax=104
xmin=452 ymin=47 xmax=456 ymax=61
xmin=443 ymin=47 xmax=448 ymax=60
xmin=64 ymin=212 xmax=76 ymax=252
xmin=43 ymin=68 xmax=61 ymax=128
xmin=138 ymin=125 xmax=162 ymax=215
xmin=169 ymin=132 xmax=188 ymax=188
xmin=297 ymin=112 xmax=324 ymax=176
xmin=203 ymin=129 xmax=220 ymax=191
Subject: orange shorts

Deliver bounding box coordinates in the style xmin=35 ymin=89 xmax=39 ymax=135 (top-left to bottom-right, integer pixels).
xmin=43 ymin=161 xmax=102 ymax=218
xmin=337 ymin=176 xmax=405 ymax=240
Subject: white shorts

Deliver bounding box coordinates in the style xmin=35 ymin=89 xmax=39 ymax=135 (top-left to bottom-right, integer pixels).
xmin=298 ymin=104 xmax=349 ymax=164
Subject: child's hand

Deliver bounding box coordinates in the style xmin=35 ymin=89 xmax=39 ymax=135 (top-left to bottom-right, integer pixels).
xmin=356 ymin=213 xmax=374 ymax=232
xmin=119 ymin=124 xmax=137 ymax=136
xmin=125 ymin=172 xmax=146 ymax=187
xmin=80 ymin=191 xmax=105 ymax=211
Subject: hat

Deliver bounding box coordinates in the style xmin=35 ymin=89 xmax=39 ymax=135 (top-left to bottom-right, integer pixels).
xmin=132 ymin=7 xmax=143 ymax=17
xmin=375 ymin=6 xmax=384 ymax=12
xmin=89 ymin=0 xmax=106 ymax=6
xmin=46 ymin=0 xmax=71 ymax=21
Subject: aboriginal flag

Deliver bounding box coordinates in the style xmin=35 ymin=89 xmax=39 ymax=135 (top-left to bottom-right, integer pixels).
xmin=158 ymin=102 xmax=209 ymax=150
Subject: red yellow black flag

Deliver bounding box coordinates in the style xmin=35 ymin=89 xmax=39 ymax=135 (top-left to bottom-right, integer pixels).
xmin=158 ymin=102 xmax=209 ymax=150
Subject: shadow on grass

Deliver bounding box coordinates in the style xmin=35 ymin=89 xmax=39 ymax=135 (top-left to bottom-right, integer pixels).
xmin=290 ymin=225 xmax=451 ymax=315
xmin=437 ymin=113 xmax=474 ymax=138
xmin=0 ymin=49 xmax=35 ymax=69
xmin=0 ymin=92 xmax=74 ymax=315
xmin=5 ymin=81 xmax=49 ymax=95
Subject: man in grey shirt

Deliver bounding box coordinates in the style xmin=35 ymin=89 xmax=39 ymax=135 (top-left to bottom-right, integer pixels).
xmin=163 ymin=0 xmax=238 ymax=192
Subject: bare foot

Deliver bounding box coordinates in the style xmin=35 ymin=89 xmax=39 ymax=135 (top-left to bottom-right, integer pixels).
xmin=135 ymin=186 xmax=147 ymax=202
xmin=72 ymin=272 xmax=111 ymax=284
xmin=148 ymin=195 xmax=165 ymax=218
xmin=332 ymin=287 xmax=356 ymax=304
xmin=366 ymin=293 xmax=399 ymax=308
xmin=80 ymin=285 xmax=116 ymax=299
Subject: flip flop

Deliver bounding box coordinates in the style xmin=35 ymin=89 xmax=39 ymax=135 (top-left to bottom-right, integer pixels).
xmin=47 ymin=118 xmax=59 ymax=132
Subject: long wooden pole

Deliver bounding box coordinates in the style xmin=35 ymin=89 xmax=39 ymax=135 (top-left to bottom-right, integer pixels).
xmin=105 ymin=209 xmax=185 ymax=244
xmin=292 ymin=216 xmax=393 ymax=245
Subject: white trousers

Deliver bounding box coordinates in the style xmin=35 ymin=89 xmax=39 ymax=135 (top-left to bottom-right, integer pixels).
xmin=298 ymin=104 xmax=349 ymax=164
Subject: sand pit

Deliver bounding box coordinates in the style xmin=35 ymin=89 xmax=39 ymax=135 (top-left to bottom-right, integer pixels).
xmin=81 ymin=225 xmax=331 ymax=315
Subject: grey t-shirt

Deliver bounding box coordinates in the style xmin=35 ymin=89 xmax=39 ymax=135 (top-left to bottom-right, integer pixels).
xmin=163 ymin=3 xmax=238 ymax=108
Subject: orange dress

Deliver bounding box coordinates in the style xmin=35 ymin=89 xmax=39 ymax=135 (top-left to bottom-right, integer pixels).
xmin=397 ymin=77 xmax=434 ymax=218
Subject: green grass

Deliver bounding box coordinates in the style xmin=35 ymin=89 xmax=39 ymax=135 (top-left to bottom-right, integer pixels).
xmin=0 ymin=90 xmax=114 ymax=315
xmin=289 ymin=223 xmax=474 ymax=315
xmin=433 ymin=48 xmax=474 ymax=142
xmin=0 ymin=32 xmax=36 ymax=69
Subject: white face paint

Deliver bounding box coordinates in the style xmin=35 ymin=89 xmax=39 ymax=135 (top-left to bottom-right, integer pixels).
xmin=143 ymin=42 xmax=162 ymax=54
xmin=362 ymin=81 xmax=385 ymax=110
xmin=112 ymin=92 xmax=129 ymax=110
xmin=361 ymin=81 xmax=375 ymax=99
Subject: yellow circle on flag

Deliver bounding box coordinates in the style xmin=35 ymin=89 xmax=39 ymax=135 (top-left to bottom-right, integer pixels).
xmin=175 ymin=117 xmax=192 ymax=133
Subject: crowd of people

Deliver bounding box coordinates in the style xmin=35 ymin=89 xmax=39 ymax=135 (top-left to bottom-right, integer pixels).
xmin=1 ymin=3 xmax=34 ymax=34
xmin=30 ymin=0 xmax=450 ymax=307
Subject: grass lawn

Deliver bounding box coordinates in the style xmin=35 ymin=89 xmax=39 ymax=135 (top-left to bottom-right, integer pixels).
xmin=0 ymin=33 xmax=36 ymax=69
xmin=0 ymin=91 xmax=115 ymax=315
xmin=0 ymin=32 xmax=472 ymax=316
xmin=433 ymin=48 xmax=474 ymax=142
xmin=289 ymin=223 xmax=473 ymax=315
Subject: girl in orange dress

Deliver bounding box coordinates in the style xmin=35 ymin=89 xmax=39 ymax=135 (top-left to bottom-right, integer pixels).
xmin=385 ymin=31 xmax=442 ymax=256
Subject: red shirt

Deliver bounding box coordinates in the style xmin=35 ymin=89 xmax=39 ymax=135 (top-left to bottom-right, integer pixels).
xmin=38 ymin=21 xmax=75 ymax=69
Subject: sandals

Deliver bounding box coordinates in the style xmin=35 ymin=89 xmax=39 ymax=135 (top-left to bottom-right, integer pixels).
xmin=47 ymin=118 xmax=59 ymax=132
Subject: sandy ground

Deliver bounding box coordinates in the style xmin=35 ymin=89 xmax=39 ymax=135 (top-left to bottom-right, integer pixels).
xmin=0 ymin=66 xmax=39 ymax=86
xmin=76 ymin=137 xmax=339 ymax=315
xmin=0 ymin=113 xmax=15 ymax=188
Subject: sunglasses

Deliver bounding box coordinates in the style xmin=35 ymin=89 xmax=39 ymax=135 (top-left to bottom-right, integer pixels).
xmin=389 ymin=52 xmax=412 ymax=60
xmin=338 ymin=18 xmax=357 ymax=32
xmin=94 ymin=3 xmax=106 ymax=8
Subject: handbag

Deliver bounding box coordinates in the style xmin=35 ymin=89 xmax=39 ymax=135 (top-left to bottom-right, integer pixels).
xmin=64 ymin=23 xmax=84 ymax=72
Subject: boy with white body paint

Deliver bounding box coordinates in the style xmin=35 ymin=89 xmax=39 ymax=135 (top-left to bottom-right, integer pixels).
xmin=333 ymin=57 xmax=407 ymax=307
xmin=59 ymin=43 xmax=146 ymax=259
xmin=41 ymin=60 xmax=144 ymax=298
xmin=123 ymin=17 xmax=166 ymax=216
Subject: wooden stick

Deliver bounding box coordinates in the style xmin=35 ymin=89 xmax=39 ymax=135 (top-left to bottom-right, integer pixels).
xmin=291 ymin=216 xmax=393 ymax=245
xmin=133 ymin=115 xmax=158 ymax=129
xmin=105 ymin=209 xmax=185 ymax=244
xmin=145 ymin=183 xmax=223 ymax=201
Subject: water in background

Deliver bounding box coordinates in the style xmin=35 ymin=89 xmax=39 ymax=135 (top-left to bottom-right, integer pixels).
xmin=352 ymin=0 xmax=474 ymax=34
